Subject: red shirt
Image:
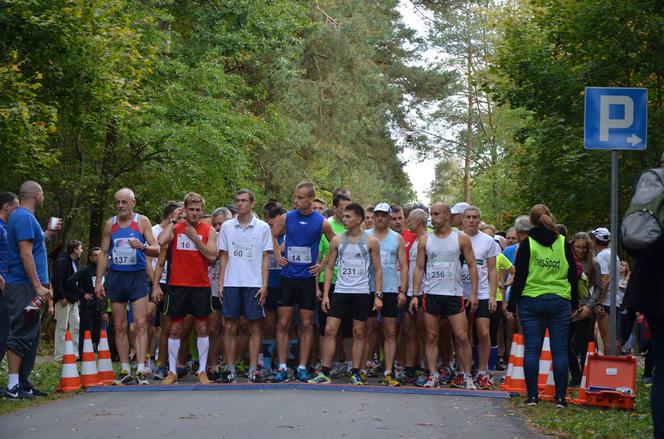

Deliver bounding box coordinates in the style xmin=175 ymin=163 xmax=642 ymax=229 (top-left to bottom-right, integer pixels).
xmin=400 ymin=229 xmax=419 ymax=275
xmin=168 ymin=221 xmax=211 ymax=287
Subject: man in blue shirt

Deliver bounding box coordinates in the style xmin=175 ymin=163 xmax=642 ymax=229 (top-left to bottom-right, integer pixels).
xmin=4 ymin=181 xmax=55 ymax=399
xmin=0 ymin=192 xmax=19 ymax=365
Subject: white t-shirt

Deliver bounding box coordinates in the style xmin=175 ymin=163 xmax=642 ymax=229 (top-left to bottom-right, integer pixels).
xmin=218 ymin=216 xmax=273 ymax=288
xmin=151 ymin=223 xmax=168 ymax=284
xmin=462 ymin=231 xmax=499 ymax=300
xmin=596 ymin=248 xmax=622 ymax=307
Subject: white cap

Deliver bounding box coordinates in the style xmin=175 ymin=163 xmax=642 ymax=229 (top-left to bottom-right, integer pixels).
xmin=451 ymin=202 xmax=470 ymax=215
xmin=373 ymin=202 xmax=391 ymax=214
xmin=592 ymin=227 xmax=611 ymax=242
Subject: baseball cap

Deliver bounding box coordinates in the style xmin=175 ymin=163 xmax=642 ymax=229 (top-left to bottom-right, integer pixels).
xmin=373 ymin=202 xmax=391 ymax=214
xmin=451 ymin=202 xmax=470 ymax=215
xmin=592 ymin=227 xmax=611 ymax=242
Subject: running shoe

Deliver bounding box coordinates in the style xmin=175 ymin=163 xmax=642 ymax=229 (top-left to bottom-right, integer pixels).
xmin=422 ymin=375 xmax=439 ymax=388
xmin=349 ymin=374 xmax=364 ymax=385
xmin=394 ymin=367 xmax=405 ymax=384
xmin=308 ymin=371 xmax=332 ymax=384
xmin=197 ymin=371 xmax=211 ymax=385
xmin=114 ymin=371 xmax=137 ymax=385
xmin=329 ymin=363 xmax=344 ymax=378
xmin=463 ymin=374 xmax=477 ymax=390
xmin=136 ymin=371 xmax=150 ymax=385
xmin=414 ymin=373 xmax=430 ymax=387
xmin=525 ymin=395 xmax=538 ymax=406
xmin=438 ymin=366 xmax=454 ymax=384
xmin=449 ymin=373 xmax=465 ymax=388
xmin=381 ymin=373 xmax=401 ymax=387
xmin=220 ymin=371 xmax=237 ymax=384
xmin=255 ymin=367 xmax=273 ymax=383
xmin=248 ymin=370 xmax=258 ymax=383
xmin=176 ymin=366 xmax=188 ymax=379
xmin=476 ymin=372 xmax=492 ymax=390
xmin=554 ymin=397 xmax=568 ymax=409
xmin=153 ymin=366 xmax=168 ymax=380
xmin=296 ymin=367 xmax=310 ymax=382
xmin=206 ymin=369 xmax=221 ymax=382
xmin=359 ymin=370 xmax=369 ymax=384
xmin=23 ymin=384 xmax=47 ymax=397
xmin=162 ymin=372 xmax=178 ymax=385
xmin=274 ymin=367 xmax=290 ymax=383
xmin=4 ymin=384 xmax=33 ymax=400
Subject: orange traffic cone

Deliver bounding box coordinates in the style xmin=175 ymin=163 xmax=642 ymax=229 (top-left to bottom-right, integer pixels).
xmin=538 ymin=329 xmax=552 ymax=390
xmin=97 ymin=329 xmax=115 ymax=385
xmin=80 ymin=330 xmax=101 ymax=387
xmin=501 ymin=334 xmax=526 ymax=393
xmin=573 ymin=341 xmax=596 ymax=404
xmin=58 ymin=331 xmax=81 ymax=392
xmin=501 ymin=334 xmax=519 ymax=389
xmin=539 ymin=363 xmax=556 ymax=401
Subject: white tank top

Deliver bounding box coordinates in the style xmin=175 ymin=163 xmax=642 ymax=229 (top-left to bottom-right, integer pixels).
xmin=424 ymin=230 xmax=463 ymax=296
xmin=407 ymin=241 xmax=418 ymax=296
xmin=334 ymin=232 xmax=372 ymax=294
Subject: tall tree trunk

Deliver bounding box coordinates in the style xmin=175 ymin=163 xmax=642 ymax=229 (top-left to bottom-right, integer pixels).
xmin=87 ymin=121 xmax=117 ymax=247
xmin=464 ymin=20 xmax=473 ymax=203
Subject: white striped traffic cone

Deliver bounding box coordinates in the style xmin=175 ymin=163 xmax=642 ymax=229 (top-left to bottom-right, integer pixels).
xmin=80 ymin=330 xmax=101 ymax=387
xmin=97 ymin=329 xmax=115 ymax=385
xmin=58 ymin=331 xmax=81 ymax=392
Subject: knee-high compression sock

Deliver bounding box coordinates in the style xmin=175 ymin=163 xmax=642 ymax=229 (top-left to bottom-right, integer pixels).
xmin=197 ymin=337 xmax=209 ymax=374
xmin=168 ymin=338 xmax=180 ymax=375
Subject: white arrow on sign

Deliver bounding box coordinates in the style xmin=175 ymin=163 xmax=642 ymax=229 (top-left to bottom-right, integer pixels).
xmin=627 ymin=134 xmax=642 ymax=146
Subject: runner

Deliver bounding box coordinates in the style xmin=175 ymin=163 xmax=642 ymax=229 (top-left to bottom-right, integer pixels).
xmin=309 ymin=203 xmax=383 ymax=385
xmin=152 ymin=193 xmax=218 ymax=384
xmin=96 ymin=188 xmax=159 ymax=385
xmin=401 ymin=208 xmax=428 ymax=384
xmin=365 ymin=203 xmax=408 ymax=386
xmin=592 ymin=227 xmax=621 ymax=354
xmin=206 ymin=207 xmax=233 ymax=380
xmin=312 ymin=199 xmax=327 ymax=214
xmin=217 ymin=190 xmax=273 ymax=383
xmin=450 ymin=202 xmax=470 ymax=230
xmin=264 ymin=205 xmax=286 ymax=369
xmin=317 ymin=193 xmax=353 ymax=378
xmin=364 ymin=206 xmax=374 ymax=229
xmin=460 ymin=206 xmax=498 ymax=389
xmin=412 ymin=203 xmax=478 ymax=389
xmin=271 ymin=182 xmax=335 ymax=382
xmin=147 ymin=201 xmax=181 ymax=380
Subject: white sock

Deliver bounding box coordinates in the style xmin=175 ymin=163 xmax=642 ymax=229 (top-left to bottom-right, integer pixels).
xmin=257 ymin=353 xmax=264 ymax=367
xmin=168 ymin=338 xmax=180 ymax=375
xmin=249 ymin=365 xmax=257 ymax=375
xmin=121 ymin=363 xmax=131 ymax=373
xmin=196 ymin=337 xmax=209 ymax=374
xmin=8 ymin=374 xmax=19 ymax=389
xmin=137 ymin=363 xmax=145 ymax=373
xmin=298 ymin=364 xmax=306 ymax=371
xmin=279 ymin=363 xmax=287 ymax=370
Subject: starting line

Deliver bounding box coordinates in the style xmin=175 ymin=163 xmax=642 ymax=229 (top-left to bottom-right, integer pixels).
xmin=86 ymin=382 xmax=510 ymax=399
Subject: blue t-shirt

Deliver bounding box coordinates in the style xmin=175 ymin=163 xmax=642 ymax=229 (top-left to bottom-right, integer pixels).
xmin=503 ymin=243 xmax=517 ymax=265
xmin=282 ymin=209 xmax=324 ymax=280
xmin=6 ymin=207 xmax=48 ymax=285
xmin=0 ymin=218 xmax=8 ymax=278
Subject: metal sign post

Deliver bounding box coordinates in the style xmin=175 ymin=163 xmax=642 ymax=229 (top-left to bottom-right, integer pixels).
xmin=584 ymin=87 xmax=647 ymax=355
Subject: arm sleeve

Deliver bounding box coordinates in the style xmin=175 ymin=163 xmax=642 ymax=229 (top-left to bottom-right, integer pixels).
xmin=508 ymin=239 xmax=530 ymax=311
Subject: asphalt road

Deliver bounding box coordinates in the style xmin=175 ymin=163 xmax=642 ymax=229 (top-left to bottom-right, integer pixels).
xmin=0 ymin=387 xmax=547 ymax=439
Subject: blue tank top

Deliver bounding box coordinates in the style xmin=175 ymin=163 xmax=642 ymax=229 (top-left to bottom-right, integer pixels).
xmin=268 ymin=235 xmax=284 ymax=288
xmin=108 ymin=213 xmax=147 ymax=272
xmin=282 ymin=210 xmax=324 ymax=279
xmin=367 ymin=228 xmax=400 ymax=292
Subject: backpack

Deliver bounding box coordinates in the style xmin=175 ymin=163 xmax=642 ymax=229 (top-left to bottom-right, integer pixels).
xmin=621 ymin=167 xmax=664 ymax=257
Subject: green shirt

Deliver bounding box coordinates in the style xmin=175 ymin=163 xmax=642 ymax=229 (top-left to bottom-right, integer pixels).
xmin=319 ymin=217 xmax=346 ymax=283
xmin=496 ymin=252 xmax=513 ymax=302
xmin=523 ymin=235 xmax=571 ymax=300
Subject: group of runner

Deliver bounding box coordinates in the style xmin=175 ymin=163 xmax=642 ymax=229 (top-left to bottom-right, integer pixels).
xmin=91 ymin=181 xmax=529 ymax=391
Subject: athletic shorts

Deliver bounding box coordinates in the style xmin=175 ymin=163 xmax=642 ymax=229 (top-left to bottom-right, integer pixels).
xmin=164 ymin=286 xmax=211 ymax=319
xmin=466 ymin=298 xmax=491 ymax=319
xmin=368 ymin=292 xmax=399 ymax=318
xmin=279 ymin=277 xmax=316 ymax=311
xmin=106 ymin=270 xmax=150 ymax=303
xmin=319 ymin=284 xmax=353 ymax=338
xmin=423 ymin=294 xmax=465 ymax=318
xmin=222 ymin=287 xmax=265 ymax=320
xmin=265 ymin=287 xmax=280 ymax=310
xmin=210 ymin=295 xmax=222 ymax=312
xmin=328 ymin=293 xmax=371 ymax=322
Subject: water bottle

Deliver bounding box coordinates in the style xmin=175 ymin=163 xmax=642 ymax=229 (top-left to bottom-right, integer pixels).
xmin=24 ymin=295 xmax=45 ymax=313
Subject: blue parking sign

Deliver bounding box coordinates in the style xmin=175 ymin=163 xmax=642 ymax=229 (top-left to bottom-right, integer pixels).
xmin=584 ymin=87 xmax=647 ymax=150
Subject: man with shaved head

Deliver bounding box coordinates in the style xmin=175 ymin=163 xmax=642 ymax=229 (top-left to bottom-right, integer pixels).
xmin=412 ymin=203 xmax=478 ymax=389
xmin=4 ymin=181 xmax=55 ymax=398
xmin=96 ymin=188 xmax=159 ymax=385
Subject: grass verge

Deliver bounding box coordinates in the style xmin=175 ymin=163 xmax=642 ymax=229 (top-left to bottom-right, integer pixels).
xmin=512 ymin=380 xmax=653 ymax=438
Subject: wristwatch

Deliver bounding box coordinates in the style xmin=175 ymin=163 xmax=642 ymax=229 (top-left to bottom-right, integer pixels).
xmin=375 ymin=291 xmax=383 ymax=299
xmin=142 ymin=242 xmax=148 ymax=251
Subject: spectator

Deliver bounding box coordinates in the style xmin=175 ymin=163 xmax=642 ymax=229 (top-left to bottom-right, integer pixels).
xmin=0 ymin=192 xmax=19 ymax=364
xmin=66 ymin=247 xmax=107 ymax=354
xmin=4 ymin=181 xmax=55 ymax=399
xmin=52 ymin=240 xmax=83 ymax=360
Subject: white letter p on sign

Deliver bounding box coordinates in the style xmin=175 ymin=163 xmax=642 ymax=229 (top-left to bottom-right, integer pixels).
xmin=599 ymin=95 xmax=633 ymax=141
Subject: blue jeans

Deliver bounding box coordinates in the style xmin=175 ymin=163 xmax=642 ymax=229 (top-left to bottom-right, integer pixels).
xmin=518 ymin=294 xmax=570 ymax=399
xmin=646 ymin=315 xmax=664 ymax=439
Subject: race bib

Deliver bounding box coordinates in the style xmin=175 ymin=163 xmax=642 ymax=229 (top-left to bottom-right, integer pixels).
xmin=160 ymin=261 xmax=168 ymax=284
xmin=430 ymin=256 xmax=454 ymax=280
xmin=176 ymin=234 xmax=202 ymax=252
xmin=268 ymin=253 xmax=282 ymax=271
xmin=231 ymin=239 xmax=254 ymax=261
xmin=287 ymin=246 xmax=311 ymax=264
xmin=380 ymin=250 xmax=391 ymax=266
xmin=341 ymin=260 xmax=365 ymax=279
xmin=112 ymin=239 xmax=137 ymax=266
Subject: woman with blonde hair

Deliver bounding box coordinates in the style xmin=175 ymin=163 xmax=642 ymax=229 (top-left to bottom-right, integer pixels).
xmin=508 ymin=204 xmax=578 ymax=407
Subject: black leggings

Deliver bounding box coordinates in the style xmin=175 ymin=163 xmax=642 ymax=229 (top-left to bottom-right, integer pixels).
xmin=568 ymin=316 xmax=595 ymax=383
